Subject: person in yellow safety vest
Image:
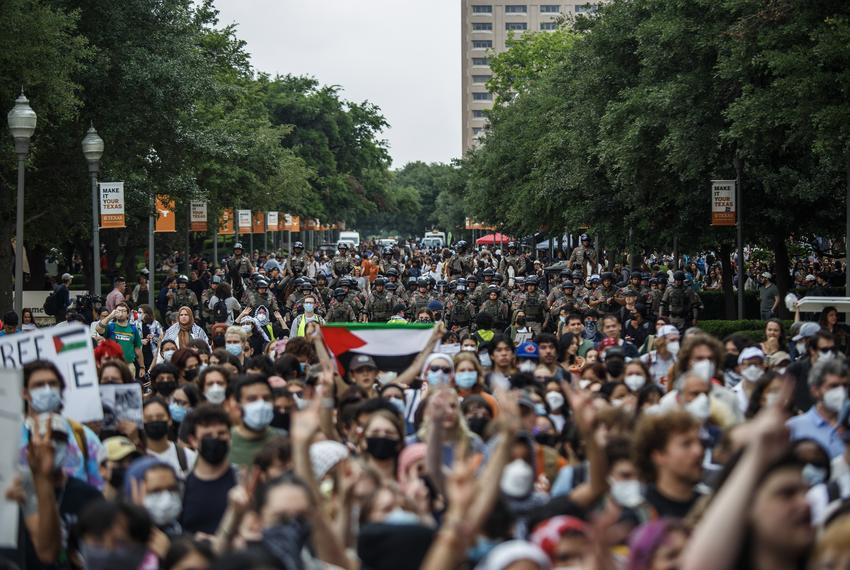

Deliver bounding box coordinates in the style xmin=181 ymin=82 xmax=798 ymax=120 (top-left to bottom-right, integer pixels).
xmin=290 ymin=293 xmax=325 ymax=337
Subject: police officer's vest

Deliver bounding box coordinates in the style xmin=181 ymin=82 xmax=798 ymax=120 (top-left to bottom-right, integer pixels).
xmin=524 ymin=293 xmax=545 ymax=321
xmin=668 ymin=287 xmax=689 ymax=317
xmin=370 ymin=292 xmax=392 ymax=321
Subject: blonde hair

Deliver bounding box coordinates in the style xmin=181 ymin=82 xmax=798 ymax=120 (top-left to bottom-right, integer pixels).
xmin=225 ymin=325 xmax=248 ymax=342
xmin=453 ymin=352 xmax=484 ymax=381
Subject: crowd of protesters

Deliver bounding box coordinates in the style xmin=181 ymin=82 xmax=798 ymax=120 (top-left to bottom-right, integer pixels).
xmin=2 ymin=236 xmax=850 ymax=570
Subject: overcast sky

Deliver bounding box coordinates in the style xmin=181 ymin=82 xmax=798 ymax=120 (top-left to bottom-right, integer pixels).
xmin=214 ymin=0 xmax=461 ymax=169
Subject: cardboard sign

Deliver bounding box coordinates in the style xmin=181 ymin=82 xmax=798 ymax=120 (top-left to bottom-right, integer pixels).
xmin=99 ymin=383 xmax=143 ymax=430
xmin=711 ymin=180 xmax=736 ymax=226
xmin=99 ymin=182 xmax=125 ymax=228
xmin=155 ymin=195 xmax=176 ymax=233
xmin=237 ymin=209 xmax=252 ymax=231
xmin=267 ymin=212 xmax=279 ymax=232
xmin=190 ymin=200 xmax=208 ymax=232
xmin=0 ymin=324 xmax=102 ymax=422
xmin=219 ymin=209 xmax=235 ymax=235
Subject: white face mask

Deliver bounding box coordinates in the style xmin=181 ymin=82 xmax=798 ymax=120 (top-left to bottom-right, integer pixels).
xmin=685 ymin=392 xmax=711 ymax=421
xmin=691 ymin=360 xmax=715 ymax=382
xmin=518 ymin=360 xmax=536 ymax=373
xmin=162 ymin=349 xmax=175 ymax=362
xmin=741 ymin=365 xmax=763 ymax=383
xmin=478 ymin=352 xmax=493 ymax=368
xmin=143 ymin=490 xmax=183 ymax=526
xmin=624 ymin=374 xmax=646 ymax=392
xmin=823 ymin=386 xmax=847 ymax=413
xmin=242 ymin=400 xmax=274 ymax=431
xmin=802 ymin=464 xmax=828 ymax=487
xmin=666 ymin=340 xmax=680 ymax=355
xmin=545 ymin=391 xmax=565 ymax=411
xmin=205 ymin=384 xmax=226 ymax=405
xmin=609 ymin=479 xmax=643 ymax=508
xmin=796 ymin=341 xmax=807 ymax=355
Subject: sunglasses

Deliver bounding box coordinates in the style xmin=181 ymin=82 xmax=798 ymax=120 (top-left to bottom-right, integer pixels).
xmin=430 ymin=366 xmax=452 ymax=374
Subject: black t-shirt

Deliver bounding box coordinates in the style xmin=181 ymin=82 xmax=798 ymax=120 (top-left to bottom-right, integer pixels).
xmin=180 ymin=467 xmax=237 ymax=535
xmin=644 ymin=484 xmax=700 ymax=519
xmin=0 ymin=475 xmax=102 ymax=570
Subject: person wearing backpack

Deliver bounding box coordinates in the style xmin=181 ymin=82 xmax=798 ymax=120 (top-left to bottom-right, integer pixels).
xmin=94 ymin=302 xmax=145 ymax=379
xmin=43 ymin=273 xmax=73 ymax=322
xmin=207 ymin=281 xmax=241 ymax=325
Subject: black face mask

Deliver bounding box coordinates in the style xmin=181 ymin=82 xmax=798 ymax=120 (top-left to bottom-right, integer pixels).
xmin=724 ymin=353 xmax=739 ymax=372
xmin=184 ymin=368 xmax=199 ymax=382
xmin=156 ymin=381 xmax=177 ymax=397
xmin=516 ymin=317 xmax=527 ymax=326
xmin=467 ymin=416 xmax=489 ymax=437
xmin=143 ymin=420 xmax=169 ymax=441
xmin=261 ymin=517 xmax=312 ymax=570
xmin=534 ymin=433 xmax=559 ymax=448
xmin=366 ymin=436 xmax=400 ymax=460
xmin=271 ymin=409 xmax=291 ymax=431
xmin=199 ymin=436 xmax=229 ymax=465
xmin=606 ymin=359 xmax=625 ymax=378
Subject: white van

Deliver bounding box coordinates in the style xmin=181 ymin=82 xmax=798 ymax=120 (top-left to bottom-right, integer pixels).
xmin=338 ymin=231 xmax=361 ymax=248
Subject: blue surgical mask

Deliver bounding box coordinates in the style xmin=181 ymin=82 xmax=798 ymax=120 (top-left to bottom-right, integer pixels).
xmin=225 ymin=343 xmax=243 ymax=357
xmin=169 ymin=402 xmax=187 ymax=423
xmin=455 ymin=371 xmax=478 ymax=389
xmin=427 ymin=369 xmax=450 ymax=387
xmin=388 ymin=398 xmax=406 ymax=415
xmin=304 ymin=302 xmax=315 ymax=313
xmin=534 ymin=403 xmax=547 ymax=416
xmin=242 ymin=400 xmax=274 ymax=431
xmin=30 ymin=386 xmax=62 ymax=413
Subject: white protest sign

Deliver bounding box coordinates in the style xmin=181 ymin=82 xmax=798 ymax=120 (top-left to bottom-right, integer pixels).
xmin=99 ymin=383 xmax=143 ymax=430
xmin=190 ymin=200 xmax=208 ymax=232
xmin=0 ymin=368 xmax=22 ymax=547
xmin=237 ymin=209 xmax=252 ymax=230
xmin=0 ymin=324 xmax=102 ymax=422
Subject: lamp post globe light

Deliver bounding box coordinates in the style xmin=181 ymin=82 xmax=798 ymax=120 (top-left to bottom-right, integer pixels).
xmin=7 ymin=91 xmax=37 ymax=319
xmin=82 ymin=124 xmax=104 ymax=297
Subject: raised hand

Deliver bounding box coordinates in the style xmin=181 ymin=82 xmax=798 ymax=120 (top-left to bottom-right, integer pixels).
xmin=27 ymin=415 xmax=56 ymax=478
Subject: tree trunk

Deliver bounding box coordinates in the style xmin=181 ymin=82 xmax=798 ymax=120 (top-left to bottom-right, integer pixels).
xmin=772 ymin=232 xmax=792 ymax=319
xmin=720 ymin=241 xmax=736 ymax=319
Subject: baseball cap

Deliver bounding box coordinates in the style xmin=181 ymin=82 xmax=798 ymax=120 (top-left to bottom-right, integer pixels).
xmin=805 ymin=274 xmax=816 ymax=282
xmin=61 ymin=273 xmax=72 ymax=281
xmin=792 ymin=321 xmax=821 ymax=342
xmin=103 ymin=436 xmax=139 ymax=462
xmin=515 ymin=341 xmax=539 ymax=360
xmin=761 ymin=272 xmax=772 ymax=279
xmin=350 ymin=354 xmax=378 ymax=370
xmin=657 ymin=325 xmax=680 ymax=338
xmin=738 ymin=346 xmax=765 ymax=365
xmin=767 ymin=351 xmax=791 ymax=368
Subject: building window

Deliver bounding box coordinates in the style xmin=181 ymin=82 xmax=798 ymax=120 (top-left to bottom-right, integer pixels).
xmin=540 ymin=21 xmax=558 ymax=30
xmin=472 ymin=22 xmax=493 ymax=31
xmin=506 ymin=22 xmax=527 ymax=31
xmin=472 ymin=4 xmax=493 ymax=14
xmin=472 ymin=74 xmax=492 ymax=84
xmin=472 ymin=40 xmax=492 ymax=49
xmin=505 ymin=5 xmax=527 ymax=13
xmin=472 ymin=110 xmax=488 ymax=118
xmin=575 ymin=3 xmax=597 ymax=14
xmin=540 ymin=4 xmax=561 ymax=12
xmin=472 ymin=57 xmax=490 ymax=66
xmin=472 ymin=92 xmax=493 ymax=101
xmin=473 ymin=127 xmax=485 ymax=136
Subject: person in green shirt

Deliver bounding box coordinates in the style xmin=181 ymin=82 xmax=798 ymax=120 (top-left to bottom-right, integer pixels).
xmin=94 ymin=301 xmax=145 ymax=379
xmin=228 ymin=375 xmax=284 ymax=467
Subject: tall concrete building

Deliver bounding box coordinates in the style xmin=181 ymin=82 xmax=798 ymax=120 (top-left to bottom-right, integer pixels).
xmin=461 ymin=1 xmax=600 ymax=152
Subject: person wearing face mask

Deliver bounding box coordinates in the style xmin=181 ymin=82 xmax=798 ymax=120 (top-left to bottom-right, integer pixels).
xmin=361 ymin=410 xmax=405 ymax=482
xmin=180 ymin=404 xmax=237 ymax=535
xmin=158 ymin=339 xmax=178 ymax=364
xmin=515 ymin=341 xmax=540 ymax=375
xmin=76 ymin=499 xmax=157 ymax=570
xmin=290 ymin=294 xmax=325 ymax=337
xmin=124 ymin=458 xmax=184 ymax=538
xmin=787 ymin=359 xmax=849 ymax=458
xmin=8 ymin=413 xmax=103 ymax=568
xmin=199 ymin=365 xmax=231 ymax=405
xmin=453 ymin=352 xmax=499 ymax=413
xmin=731 ymin=346 xmax=767 ymax=414
xmin=19 ymin=360 xmax=106 ymax=490
xmin=462 ymin=395 xmax=495 ymax=438
xmin=228 ymin=376 xmax=283 ymax=467
xmin=223 ymin=325 xmax=251 ymax=366
xmin=603 ymin=437 xmax=650 ymax=518
xmin=422 ymin=353 xmax=455 ymax=389
xmin=142 ymin=398 xmax=197 ymax=479
xmin=149 ymin=362 xmax=180 ymax=399
xmin=641 ymin=325 xmax=680 ymax=385
xmin=788 ymin=328 xmax=837 ymax=413
xmin=669 ymin=333 xmax=742 ymax=423
xmin=623 ymin=361 xmax=650 ymax=396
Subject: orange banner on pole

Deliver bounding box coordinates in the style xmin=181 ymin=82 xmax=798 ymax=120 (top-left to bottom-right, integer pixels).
xmin=281 ymin=213 xmax=300 ymax=232
xmin=218 ymin=209 xmax=235 ymax=235
xmin=465 ymin=217 xmax=496 ymax=231
xmin=303 ymin=218 xmax=320 ymax=231
xmin=155 ymin=195 xmax=176 ymax=233
xmin=252 ymin=211 xmax=265 ymax=234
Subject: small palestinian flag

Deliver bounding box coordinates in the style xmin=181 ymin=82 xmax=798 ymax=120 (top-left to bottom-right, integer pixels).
xmin=322 ymin=323 xmax=434 ymax=375
xmin=52 ymin=329 xmax=90 ymax=353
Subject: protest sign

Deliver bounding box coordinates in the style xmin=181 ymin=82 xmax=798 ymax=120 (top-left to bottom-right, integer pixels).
xmin=0 ymin=369 xmax=22 ymax=547
xmin=0 ymin=324 xmax=102 ymax=422
xmin=99 ymin=383 xmax=143 ymax=430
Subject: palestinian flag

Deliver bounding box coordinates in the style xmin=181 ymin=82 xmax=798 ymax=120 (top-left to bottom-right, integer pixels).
xmin=322 ymin=323 xmax=434 ymax=375
xmin=52 ymin=329 xmax=90 ymax=353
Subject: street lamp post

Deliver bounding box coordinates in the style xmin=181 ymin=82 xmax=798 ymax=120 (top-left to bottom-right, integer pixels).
xmin=82 ymin=125 xmax=104 ymax=297
xmin=7 ymin=91 xmax=37 ymax=318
